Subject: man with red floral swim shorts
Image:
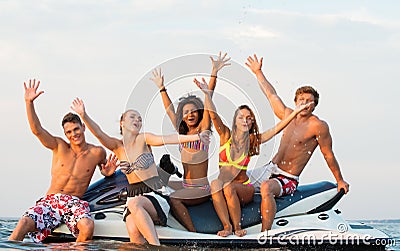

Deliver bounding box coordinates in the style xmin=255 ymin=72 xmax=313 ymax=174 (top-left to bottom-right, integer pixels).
xmin=246 ymin=55 xmax=350 ymax=232
xmin=8 ymin=79 xmax=118 ymax=243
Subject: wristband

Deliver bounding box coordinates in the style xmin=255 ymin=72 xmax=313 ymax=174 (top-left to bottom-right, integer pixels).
xmin=210 ymin=75 xmax=217 ymax=78
xmin=159 ymin=87 xmax=167 ymax=93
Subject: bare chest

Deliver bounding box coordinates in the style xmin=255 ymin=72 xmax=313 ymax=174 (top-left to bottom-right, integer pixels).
xmin=52 ymin=150 xmax=97 ymax=178
xmin=281 ymin=122 xmax=318 ymax=150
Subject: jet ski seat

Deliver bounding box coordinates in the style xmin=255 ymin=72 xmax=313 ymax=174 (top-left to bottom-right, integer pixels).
xmin=187 ymin=181 xmax=337 ymax=234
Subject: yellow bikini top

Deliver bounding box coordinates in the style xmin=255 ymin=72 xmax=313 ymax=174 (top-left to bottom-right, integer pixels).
xmin=218 ymin=138 xmax=251 ymax=170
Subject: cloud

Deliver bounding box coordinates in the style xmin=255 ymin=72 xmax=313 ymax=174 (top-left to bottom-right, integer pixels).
xmin=228 ymin=25 xmax=280 ymax=39
xmin=248 ymin=7 xmax=400 ymax=29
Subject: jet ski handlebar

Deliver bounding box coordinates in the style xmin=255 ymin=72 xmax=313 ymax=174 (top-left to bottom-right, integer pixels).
xmin=159 ymin=154 xmax=182 ymax=178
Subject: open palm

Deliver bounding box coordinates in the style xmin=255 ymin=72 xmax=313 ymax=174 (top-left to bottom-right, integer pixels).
xmin=193 ymin=78 xmax=209 ymax=93
xmin=150 ymin=68 xmax=164 ymax=89
xmin=24 ymin=79 xmax=44 ymax=102
xmin=71 ymin=98 xmax=86 ymax=117
xmin=211 ymin=52 xmax=231 ymax=72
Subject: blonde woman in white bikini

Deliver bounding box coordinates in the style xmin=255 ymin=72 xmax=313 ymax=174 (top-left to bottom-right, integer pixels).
xmin=71 ymin=99 xmax=209 ymax=245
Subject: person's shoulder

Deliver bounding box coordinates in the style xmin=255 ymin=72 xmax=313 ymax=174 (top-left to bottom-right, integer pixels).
xmin=309 ymin=115 xmax=330 ymax=131
xmin=53 ymin=137 xmax=69 ymax=148
xmin=88 ymin=143 xmax=106 ymax=155
xmin=137 ymin=132 xmax=148 ymax=139
xmin=136 ymin=133 xmax=150 ymax=144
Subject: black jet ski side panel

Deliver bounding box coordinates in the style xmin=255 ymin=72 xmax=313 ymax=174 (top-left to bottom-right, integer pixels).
xmin=82 ymin=170 xmax=129 ymax=212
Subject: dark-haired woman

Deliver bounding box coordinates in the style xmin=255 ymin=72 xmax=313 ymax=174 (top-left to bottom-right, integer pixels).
xmin=150 ymin=52 xmax=230 ymax=232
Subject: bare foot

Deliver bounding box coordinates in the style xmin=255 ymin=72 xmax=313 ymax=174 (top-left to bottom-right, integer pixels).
xmin=217 ymin=228 xmax=232 ymax=237
xmin=234 ymin=229 xmax=247 ymax=237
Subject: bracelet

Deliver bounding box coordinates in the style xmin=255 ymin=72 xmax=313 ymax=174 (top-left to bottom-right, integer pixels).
xmin=159 ymin=87 xmax=167 ymax=93
xmin=210 ymin=75 xmax=217 ymax=78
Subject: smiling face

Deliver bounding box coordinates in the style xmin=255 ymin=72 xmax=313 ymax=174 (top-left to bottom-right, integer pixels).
xmin=176 ymin=95 xmax=204 ymax=134
xmin=120 ymin=110 xmax=142 ymax=134
xmin=63 ymin=122 xmax=86 ymax=146
xmin=182 ymin=103 xmax=200 ymax=128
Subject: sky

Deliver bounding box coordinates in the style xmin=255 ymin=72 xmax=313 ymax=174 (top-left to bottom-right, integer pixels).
xmin=0 ymin=0 xmax=399 ymax=220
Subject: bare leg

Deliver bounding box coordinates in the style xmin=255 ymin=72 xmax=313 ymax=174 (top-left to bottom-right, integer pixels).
xmin=223 ymin=182 xmax=255 ymax=237
xmin=75 ymin=218 xmax=94 ymax=242
xmin=125 ymin=215 xmax=146 ymax=244
xmin=260 ymin=179 xmax=281 ymax=232
xmin=9 ymin=216 xmax=35 ymax=241
xmin=169 ymin=187 xmax=210 ymax=232
xmin=210 ymin=179 xmax=232 ymax=237
xmin=126 ymin=196 xmax=161 ymax=246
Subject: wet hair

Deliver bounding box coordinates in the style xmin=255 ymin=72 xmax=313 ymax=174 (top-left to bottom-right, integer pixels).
xmin=119 ymin=109 xmax=137 ymax=135
xmin=62 ymin=112 xmax=82 ymax=127
xmin=231 ymin=105 xmax=261 ymax=157
xmin=294 ymin=86 xmax=319 ymax=106
xmin=175 ymin=95 xmax=204 ymax=134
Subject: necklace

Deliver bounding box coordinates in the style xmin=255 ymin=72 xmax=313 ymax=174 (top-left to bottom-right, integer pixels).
xmin=231 ymin=137 xmax=246 ymax=153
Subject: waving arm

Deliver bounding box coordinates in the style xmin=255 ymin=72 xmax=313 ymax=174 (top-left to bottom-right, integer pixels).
xmin=99 ymin=153 xmax=120 ymax=176
xmin=198 ymin=52 xmax=232 ymax=131
xmin=246 ymin=54 xmax=289 ymax=119
xmin=24 ymin=79 xmax=58 ymax=150
xmin=194 ymin=78 xmax=230 ymax=142
xmin=208 ymin=51 xmax=231 ymax=97
xmin=150 ymin=68 xmax=177 ymax=129
xmin=71 ymin=98 xmax=120 ymax=151
xmin=143 ymin=131 xmax=210 ymax=147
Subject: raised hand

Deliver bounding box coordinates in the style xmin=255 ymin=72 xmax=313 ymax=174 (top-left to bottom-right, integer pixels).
xmin=193 ymin=77 xmax=209 ymax=94
xmin=24 ymin=79 xmax=44 ymax=102
xmin=245 ymin=54 xmax=263 ymax=74
xmin=211 ymin=51 xmax=231 ymax=74
xmin=150 ymin=68 xmax=164 ymax=90
xmin=199 ymin=130 xmax=211 ymax=146
xmin=101 ymin=153 xmax=120 ymax=173
xmin=71 ymin=98 xmax=86 ymax=117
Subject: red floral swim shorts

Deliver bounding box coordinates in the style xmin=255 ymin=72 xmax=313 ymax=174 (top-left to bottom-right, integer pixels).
xmin=23 ymin=193 xmax=92 ymax=243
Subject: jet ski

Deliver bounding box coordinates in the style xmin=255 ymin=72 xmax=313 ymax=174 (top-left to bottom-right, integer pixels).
xmin=48 ymin=155 xmax=391 ymax=249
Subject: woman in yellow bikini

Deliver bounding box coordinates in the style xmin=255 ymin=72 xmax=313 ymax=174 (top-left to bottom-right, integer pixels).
xmin=150 ymin=52 xmax=230 ymax=232
xmin=194 ymin=78 xmax=313 ymax=237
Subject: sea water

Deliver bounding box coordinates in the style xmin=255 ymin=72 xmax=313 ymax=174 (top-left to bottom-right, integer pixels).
xmin=0 ymin=218 xmax=399 ymax=250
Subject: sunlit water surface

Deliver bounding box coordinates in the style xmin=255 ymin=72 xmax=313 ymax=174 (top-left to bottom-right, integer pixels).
xmin=0 ymin=218 xmax=398 ymax=250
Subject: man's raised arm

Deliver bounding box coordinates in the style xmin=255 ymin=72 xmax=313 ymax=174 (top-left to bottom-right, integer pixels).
xmin=24 ymin=79 xmax=58 ymax=150
xmin=246 ymin=55 xmax=289 ymax=120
